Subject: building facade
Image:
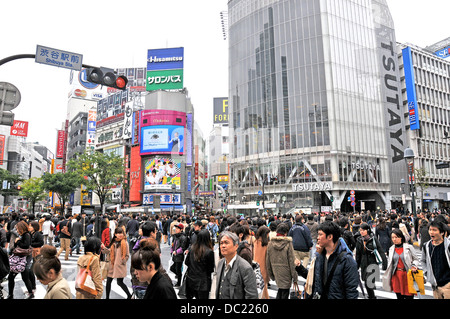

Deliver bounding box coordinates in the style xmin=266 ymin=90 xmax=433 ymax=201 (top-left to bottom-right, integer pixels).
xmin=227 ymin=0 xmax=407 ymax=215
xmin=399 ymin=41 xmax=450 ymax=211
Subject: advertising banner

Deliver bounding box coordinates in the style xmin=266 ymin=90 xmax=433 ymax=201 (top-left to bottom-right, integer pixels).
xmin=144 ymin=156 xmax=181 ymax=190
xmin=147 ymin=47 xmax=184 ymax=71
xmin=146 ymin=69 xmax=183 ymax=91
xmin=213 ymin=97 xmax=229 ymax=124
xmin=10 ymin=120 xmax=29 ymax=137
xmin=140 ymin=110 xmax=186 ymax=155
xmin=56 ymin=130 xmax=65 ymax=158
xmin=0 ymin=135 xmax=4 ymax=164
xmin=146 ymin=47 xmax=184 ymax=91
xmin=402 ymin=47 xmax=420 ymax=130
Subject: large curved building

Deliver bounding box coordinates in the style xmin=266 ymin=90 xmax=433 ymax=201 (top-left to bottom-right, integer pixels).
xmin=227 ymin=0 xmax=408 ymax=215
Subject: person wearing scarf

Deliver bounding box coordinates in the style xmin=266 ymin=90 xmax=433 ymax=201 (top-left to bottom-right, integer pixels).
xmin=105 ymin=227 xmax=132 ymax=299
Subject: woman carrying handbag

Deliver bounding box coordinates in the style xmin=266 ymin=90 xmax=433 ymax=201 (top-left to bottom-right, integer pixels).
xmin=382 ymin=228 xmax=420 ymax=299
xmin=7 ymin=221 xmax=34 ymax=299
xmin=76 ymin=237 xmax=103 ymax=299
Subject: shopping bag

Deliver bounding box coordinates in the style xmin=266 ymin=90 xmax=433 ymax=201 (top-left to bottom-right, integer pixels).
xmin=290 ymin=282 xmax=302 ymax=299
xmin=100 ymin=261 xmax=109 ymax=280
xmin=75 ymin=256 xmax=98 ymax=296
xmin=407 ymin=269 xmax=425 ymax=295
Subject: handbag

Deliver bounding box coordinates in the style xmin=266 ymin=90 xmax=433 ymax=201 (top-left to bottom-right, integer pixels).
xmin=100 ymin=260 xmax=109 ymax=280
xmin=9 ymin=254 xmax=27 ymax=273
xmin=290 ymin=282 xmax=302 ymax=299
xmin=75 ymin=256 xmax=98 ymax=297
xmin=13 ymin=247 xmax=32 ymax=257
xmin=252 ymin=261 xmax=265 ymax=293
xmin=372 ymin=237 xmax=383 ymax=265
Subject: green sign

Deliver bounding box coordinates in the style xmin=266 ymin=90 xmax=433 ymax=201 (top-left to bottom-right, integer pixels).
xmin=146 ymin=69 xmax=183 ymax=91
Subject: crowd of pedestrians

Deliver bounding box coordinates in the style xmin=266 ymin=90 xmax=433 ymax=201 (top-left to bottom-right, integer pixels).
xmin=0 ymin=207 xmax=449 ymax=299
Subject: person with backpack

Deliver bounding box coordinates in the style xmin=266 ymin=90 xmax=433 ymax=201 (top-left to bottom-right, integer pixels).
xmin=288 ymin=214 xmax=313 ymax=267
xmin=56 ymin=213 xmax=72 ymax=261
xmin=310 ymin=221 xmax=359 ymax=299
xmin=206 ymin=216 xmax=219 ymax=245
xmin=338 ymin=217 xmax=356 ymax=252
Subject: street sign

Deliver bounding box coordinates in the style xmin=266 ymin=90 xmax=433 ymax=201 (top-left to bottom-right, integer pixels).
xmin=351 ymin=201 xmax=356 ymax=207
xmin=258 ymin=190 xmax=263 ymax=196
xmin=35 ymin=45 xmax=83 ymax=71
xmin=0 ymin=82 xmax=21 ymax=111
xmin=350 ymin=190 xmax=355 ymax=195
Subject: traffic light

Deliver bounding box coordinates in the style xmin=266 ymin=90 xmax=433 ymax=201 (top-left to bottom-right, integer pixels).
xmin=85 ymin=67 xmax=128 ymax=90
xmin=330 ymin=195 xmax=334 ymax=202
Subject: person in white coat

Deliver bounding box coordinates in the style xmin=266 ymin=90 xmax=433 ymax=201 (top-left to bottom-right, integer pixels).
xmin=382 ymin=228 xmax=419 ymax=299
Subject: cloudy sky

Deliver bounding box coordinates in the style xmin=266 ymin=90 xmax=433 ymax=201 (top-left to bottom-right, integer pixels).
xmin=0 ymin=0 xmax=448 ymax=153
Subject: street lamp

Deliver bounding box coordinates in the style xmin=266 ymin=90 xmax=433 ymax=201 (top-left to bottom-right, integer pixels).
xmin=172 ymin=183 xmax=177 ymax=216
xmin=404 ymin=147 xmax=416 ymax=217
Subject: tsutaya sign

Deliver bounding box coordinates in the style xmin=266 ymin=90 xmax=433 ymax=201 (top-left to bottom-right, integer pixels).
xmin=292 ymin=182 xmax=332 ymax=192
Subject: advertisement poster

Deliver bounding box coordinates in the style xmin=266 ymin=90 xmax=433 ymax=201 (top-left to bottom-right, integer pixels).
xmin=140 ymin=110 xmax=186 ymax=155
xmin=144 ymin=157 xmax=181 ymax=190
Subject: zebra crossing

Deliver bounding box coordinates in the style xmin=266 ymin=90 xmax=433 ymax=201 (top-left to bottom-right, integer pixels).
xmin=1 ymin=245 xmax=435 ymax=300
xmin=167 ymin=266 xmax=434 ymax=300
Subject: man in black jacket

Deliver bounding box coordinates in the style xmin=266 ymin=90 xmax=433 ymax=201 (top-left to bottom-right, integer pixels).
xmin=171 ymin=223 xmax=188 ymax=287
xmin=71 ymin=216 xmax=83 ymax=254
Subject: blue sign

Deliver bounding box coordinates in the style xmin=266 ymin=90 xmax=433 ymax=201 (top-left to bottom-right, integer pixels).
xmin=147 ymin=47 xmax=184 ymax=71
xmin=435 ymin=47 xmax=450 ymax=59
xmin=402 ymin=47 xmax=420 ymax=130
xmin=78 ymin=68 xmax=100 ymax=90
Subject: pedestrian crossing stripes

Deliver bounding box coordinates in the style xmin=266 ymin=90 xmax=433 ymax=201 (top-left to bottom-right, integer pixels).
xmin=1 ymin=248 xmax=435 ymax=300
xmin=167 ymin=267 xmax=434 ymax=300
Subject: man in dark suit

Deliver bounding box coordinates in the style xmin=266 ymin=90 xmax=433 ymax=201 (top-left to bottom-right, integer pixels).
xmin=215 ymin=231 xmax=258 ymax=299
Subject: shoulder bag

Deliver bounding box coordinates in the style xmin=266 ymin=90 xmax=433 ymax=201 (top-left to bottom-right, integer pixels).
xmin=314 ymin=251 xmax=346 ymax=299
xmin=75 ymin=255 xmax=98 ymax=297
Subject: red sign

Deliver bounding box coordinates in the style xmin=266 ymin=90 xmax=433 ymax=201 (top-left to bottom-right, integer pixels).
xmin=0 ymin=135 xmax=5 ymax=164
xmin=56 ymin=130 xmax=65 ymax=158
xmin=10 ymin=120 xmax=29 ymax=137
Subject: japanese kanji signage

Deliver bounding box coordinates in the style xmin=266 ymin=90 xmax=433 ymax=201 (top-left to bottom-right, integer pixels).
xmin=35 ymin=45 xmax=83 ymax=71
xmin=146 ymin=47 xmax=184 ymax=91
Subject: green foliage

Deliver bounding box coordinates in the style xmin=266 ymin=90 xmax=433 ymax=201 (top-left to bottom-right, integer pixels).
xmin=0 ymin=168 xmax=23 ymax=197
xmin=42 ymin=172 xmax=81 ymax=212
xmin=67 ymin=150 xmax=125 ymax=210
xmin=20 ymin=177 xmax=47 ymax=213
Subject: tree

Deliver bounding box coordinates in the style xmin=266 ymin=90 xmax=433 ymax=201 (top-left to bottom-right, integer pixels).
xmin=42 ymin=172 xmax=81 ymax=214
xmin=67 ymin=150 xmax=125 ymax=213
xmin=0 ymin=168 xmax=23 ymax=209
xmin=20 ymin=177 xmax=47 ymax=213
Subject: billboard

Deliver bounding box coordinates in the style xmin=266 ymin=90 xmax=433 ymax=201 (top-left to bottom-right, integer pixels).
xmin=143 ymin=156 xmax=181 ymax=190
xmin=213 ymin=97 xmax=228 ymax=124
xmin=10 ymin=120 xmax=28 ymax=137
xmin=56 ymin=130 xmax=65 ymax=158
xmin=146 ymin=47 xmax=184 ymax=91
xmin=140 ymin=110 xmax=186 ymax=155
xmin=402 ymin=47 xmax=420 ymax=130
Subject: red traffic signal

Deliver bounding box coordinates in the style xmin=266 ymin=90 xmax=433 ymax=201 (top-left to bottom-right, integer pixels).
xmin=85 ymin=67 xmax=128 ymax=90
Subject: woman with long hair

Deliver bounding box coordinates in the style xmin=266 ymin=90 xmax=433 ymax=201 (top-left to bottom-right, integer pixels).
xmin=105 ymin=226 xmax=132 ymax=299
xmin=253 ymin=225 xmax=270 ymax=299
xmin=184 ymin=229 xmax=215 ymax=299
xmin=7 ymin=220 xmax=34 ymax=299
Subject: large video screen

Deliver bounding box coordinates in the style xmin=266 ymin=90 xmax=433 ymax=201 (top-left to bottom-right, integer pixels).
xmin=140 ymin=125 xmax=184 ymax=155
xmin=144 ymin=157 xmax=181 ymax=190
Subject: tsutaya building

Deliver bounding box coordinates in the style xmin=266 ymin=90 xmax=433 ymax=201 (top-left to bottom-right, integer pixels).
xmin=227 ymin=0 xmax=408 ymax=215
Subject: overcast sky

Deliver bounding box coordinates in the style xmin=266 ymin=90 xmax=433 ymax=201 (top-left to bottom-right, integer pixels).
xmin=0 ymin=0 xmax=449 ymax=153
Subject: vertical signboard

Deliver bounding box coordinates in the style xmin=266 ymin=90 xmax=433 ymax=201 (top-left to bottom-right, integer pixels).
xmin=0 ymin=135 xmax=5 ymax=165
xmin=87 ymin=109 xmax=97 ymax=152
xmin=402 ymin=46 xmax=420 ymax=130
xmin=56 ymin=130 xmax=65 ymax=158
xmin=146 ymin=47 xmax=184 ymax=91
xmin=213 ymin=97 xmax=229 ymax=124
xmin=373 ymin=0 xmax=408 ymax=206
